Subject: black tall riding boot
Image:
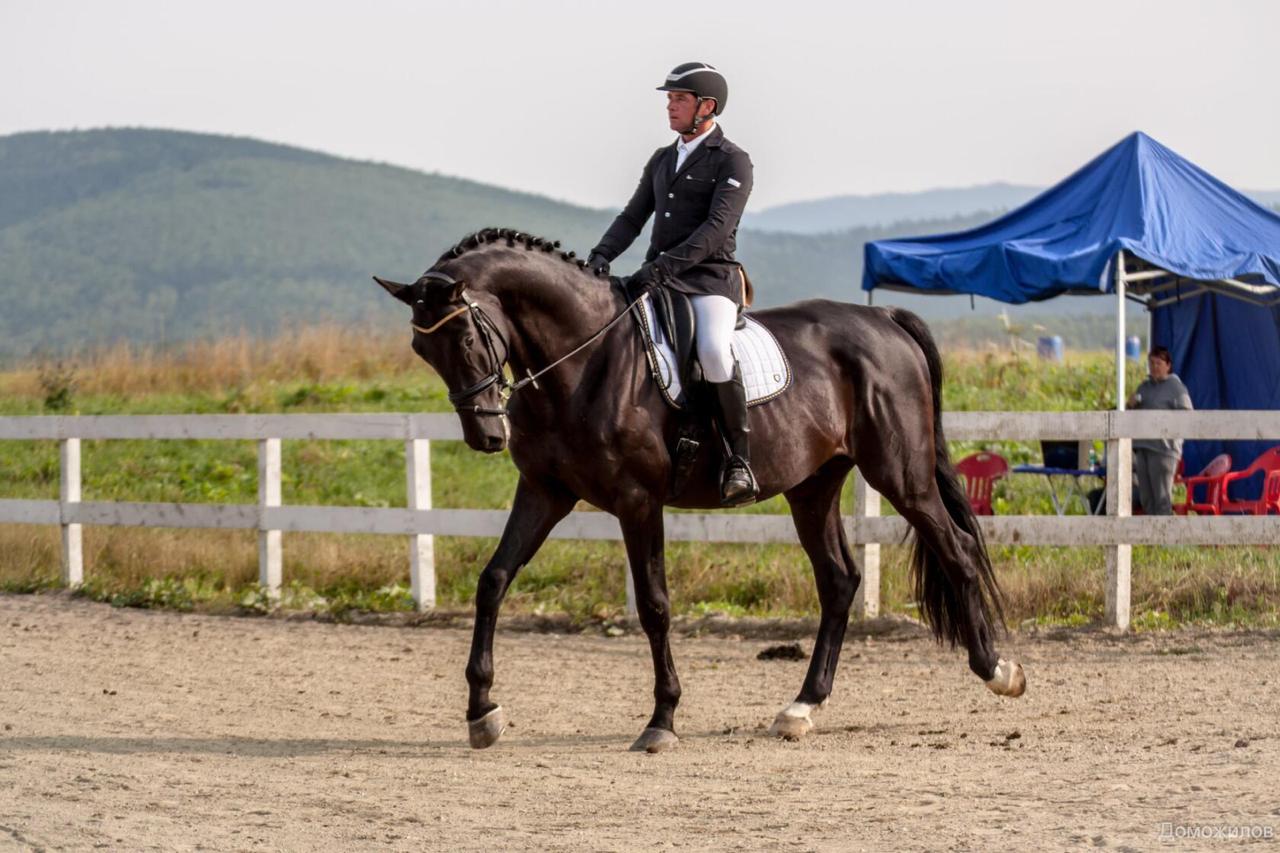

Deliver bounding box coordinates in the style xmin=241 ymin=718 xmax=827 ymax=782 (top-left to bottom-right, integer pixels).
xmin=713 ymin=363 xmax=759 ymax=506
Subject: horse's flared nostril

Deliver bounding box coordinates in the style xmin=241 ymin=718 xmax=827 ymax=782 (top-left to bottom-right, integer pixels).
xmin=483 ymin=434 xmax=505 ymax=453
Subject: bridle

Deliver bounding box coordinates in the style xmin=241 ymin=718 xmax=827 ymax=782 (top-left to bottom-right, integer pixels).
xmin=411 ymin=271 xmax=512 ymax=417
xmin=410 ymin=270 xmax=640 ymax=419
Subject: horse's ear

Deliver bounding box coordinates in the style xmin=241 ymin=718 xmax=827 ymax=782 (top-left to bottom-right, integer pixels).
xmin=373 ymin=276 xmax=414 ymax=305
xmin=451 ymin=279 xmax=467 ymax=302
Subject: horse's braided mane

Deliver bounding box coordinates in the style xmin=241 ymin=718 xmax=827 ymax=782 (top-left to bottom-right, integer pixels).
xmin=431 ymin=227 xmax=602 ymax=277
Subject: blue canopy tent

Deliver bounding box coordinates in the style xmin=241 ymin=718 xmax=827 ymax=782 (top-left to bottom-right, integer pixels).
xmin=862 ymin=131 xmax=1280 ymax=480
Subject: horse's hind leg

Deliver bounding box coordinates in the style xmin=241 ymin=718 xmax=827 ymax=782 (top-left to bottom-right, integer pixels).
xmin=770 ymin=457 xmax=860 ymax=740
xmin=864 ymin=453 xmax=1024 ymax=696
xmin=465 ymin=477 xmax=576 ymax=748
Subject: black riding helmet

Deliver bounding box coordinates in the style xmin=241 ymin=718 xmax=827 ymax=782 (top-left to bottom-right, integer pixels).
xmin=657 ymin=62 xmax=727 ymax=134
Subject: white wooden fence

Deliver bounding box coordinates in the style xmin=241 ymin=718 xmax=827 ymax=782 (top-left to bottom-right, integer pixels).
xmin=2 ymin=410 xmax=1278 ymax=630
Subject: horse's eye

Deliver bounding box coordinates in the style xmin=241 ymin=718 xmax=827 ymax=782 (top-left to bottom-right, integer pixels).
xmin=463 ymin=334 xmax=476 ymax=348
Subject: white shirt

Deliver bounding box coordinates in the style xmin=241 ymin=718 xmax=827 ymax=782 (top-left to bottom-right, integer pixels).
xmin=675 ymin=122 xmax=715 ymax=172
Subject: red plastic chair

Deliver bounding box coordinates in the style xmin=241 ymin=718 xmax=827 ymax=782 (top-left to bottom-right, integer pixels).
xmin=1174 ymin=453 xmax=1232 ymax=516
xmin=955 ymin=452 xmax=1009 ymax=515
xmin=1219 ymin=446 xmax=1280 ymax=515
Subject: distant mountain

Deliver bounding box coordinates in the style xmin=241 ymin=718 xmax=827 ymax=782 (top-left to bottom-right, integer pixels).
xmin=7 ymin=128 xmax=1226 ymax=359
xmin=0 ymin=128 xmax=1030 ymax=359
xmin=744 ymin=183 xmax=1042 ymax=234
xmin=749 ymin=184 xmax=1280 ymax=235
xmin=0 ymin=128 xmax=621 ymax=358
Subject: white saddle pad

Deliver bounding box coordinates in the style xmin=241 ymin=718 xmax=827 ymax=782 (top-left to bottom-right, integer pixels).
xmin=635 ymin=294 xmax=792 ymax=410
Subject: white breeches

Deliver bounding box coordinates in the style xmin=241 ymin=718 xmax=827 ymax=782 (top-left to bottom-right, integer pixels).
xmin=690 ymin=294 xmax=738 ymax=383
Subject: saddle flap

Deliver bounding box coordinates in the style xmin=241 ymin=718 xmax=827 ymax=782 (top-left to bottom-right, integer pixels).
xmin=652 ymin=288 xmax=698 ymax=386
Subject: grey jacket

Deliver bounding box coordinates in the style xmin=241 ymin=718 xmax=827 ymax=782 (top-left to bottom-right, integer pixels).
xmin=1132 ymin=374 xmax=1193 ymax=456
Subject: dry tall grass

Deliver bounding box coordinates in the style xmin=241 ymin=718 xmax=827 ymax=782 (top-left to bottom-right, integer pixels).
xmin=3 ymin=521 xmax=1277 ymax=625
xmin=0 ymin=525 xmax=407 ymax=600
xmin=1 ymin=324 xmax=421 ymax=399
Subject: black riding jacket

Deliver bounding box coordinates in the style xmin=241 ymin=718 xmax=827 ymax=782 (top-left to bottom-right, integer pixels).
xmin=591 ymin=125 xmax=754 ymax=304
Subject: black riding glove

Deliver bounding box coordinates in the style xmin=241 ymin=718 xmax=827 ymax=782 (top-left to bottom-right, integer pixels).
xmin=625 ymin=262 xmax=664 ymax=301
xmin=586 ymin=252 xmax=611 ymax=277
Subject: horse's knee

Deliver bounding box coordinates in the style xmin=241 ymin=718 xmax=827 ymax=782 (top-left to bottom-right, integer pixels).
xmin=635 ymin=593 xmax=671 ymax=633
xmin=474 ymin=566 xmax=513 ymax=608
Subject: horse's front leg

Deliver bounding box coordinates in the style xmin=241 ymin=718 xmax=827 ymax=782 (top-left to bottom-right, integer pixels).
xmin=618 ymin=498 xmax=682 ymax=753
xmin=465 ymin=476 xmax=575 ymax=748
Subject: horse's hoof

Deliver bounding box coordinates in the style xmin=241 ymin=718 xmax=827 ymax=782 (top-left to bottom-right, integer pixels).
xmin=985 ymin=659 xmax=1027 ymax=698
xmin=468 ymin=706 xmax=507 ymax=749
xmin=629 ymin=727 xmax=679 ymax=753
xmin=768 ymin=701 xmax=818 ymax=740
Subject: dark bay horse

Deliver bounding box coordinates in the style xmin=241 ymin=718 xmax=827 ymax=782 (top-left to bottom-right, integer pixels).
xmin=375 ymin=228 xmax=1025 ymax=753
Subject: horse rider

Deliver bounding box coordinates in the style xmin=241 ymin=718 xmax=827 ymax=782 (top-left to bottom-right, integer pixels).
xmin=587 ymin=61 xmax=758 ymax=506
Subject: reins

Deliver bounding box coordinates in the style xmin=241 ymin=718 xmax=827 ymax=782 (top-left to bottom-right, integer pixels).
xmin=411 ymin=270 xmax=641 ymax=418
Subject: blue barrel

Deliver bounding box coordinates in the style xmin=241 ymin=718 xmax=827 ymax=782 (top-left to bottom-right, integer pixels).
xmin=1125 ymin=335 xmax=1142 ymax=360
xmin=1036 ymin=335 xmax=1064 ymax=362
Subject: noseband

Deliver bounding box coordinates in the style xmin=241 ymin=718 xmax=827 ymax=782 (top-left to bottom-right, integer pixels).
xmin=410 ymin=269 xmax=643 ymax=419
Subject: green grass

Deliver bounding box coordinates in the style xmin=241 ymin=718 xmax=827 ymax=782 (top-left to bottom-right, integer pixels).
xmin=1 ymin=348 xmax=1277 ymax=629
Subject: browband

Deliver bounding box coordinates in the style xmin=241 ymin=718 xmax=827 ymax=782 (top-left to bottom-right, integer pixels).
xmin=410 ymin=271 xmax=473 ymax=335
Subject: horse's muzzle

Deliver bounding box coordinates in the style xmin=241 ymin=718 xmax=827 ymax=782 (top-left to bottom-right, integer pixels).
xmin=460 ymin=411 xmax=509 ymax=454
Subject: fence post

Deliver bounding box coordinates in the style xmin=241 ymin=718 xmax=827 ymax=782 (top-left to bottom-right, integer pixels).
xmin=1104 ymin=431 xmax=1132 ymax=630
xmin=624 ymin=561 xmax=637 ymax=617
xmin=258 ymin=437 xmax=282 ymax=598
xmin=853 ymin=472 xmax=881 ymax=618
xmin=60 ymin=437 xmax=84 ymax=587
xmin=406 ymin=438 xmax=436 ymax=610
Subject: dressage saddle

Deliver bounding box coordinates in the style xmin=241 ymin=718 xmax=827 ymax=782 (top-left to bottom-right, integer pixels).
xmin=648 ymin=286 xmax=746 ymax=392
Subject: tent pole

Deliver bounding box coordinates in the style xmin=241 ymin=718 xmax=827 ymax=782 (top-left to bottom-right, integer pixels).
xmin=1152 ymin=292 xmax=1162 ymax=345
xmin=1106 ymin=250 xmax=1132 ymax=631
xmin=1116 ymin=251 xmax=1127 ymax=412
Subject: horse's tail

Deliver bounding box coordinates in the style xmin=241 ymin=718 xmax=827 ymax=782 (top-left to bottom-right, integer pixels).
xmin=885 ymin=307 xmax=1006 ymax=645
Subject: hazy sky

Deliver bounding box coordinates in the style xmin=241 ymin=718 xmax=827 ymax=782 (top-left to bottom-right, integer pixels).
xmin=4 ymin=0 xmax=1277 ymax=211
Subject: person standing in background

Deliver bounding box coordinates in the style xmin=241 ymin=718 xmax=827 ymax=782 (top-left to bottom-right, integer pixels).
xmin=1128 ymin=346 xmax=1193 ymax=515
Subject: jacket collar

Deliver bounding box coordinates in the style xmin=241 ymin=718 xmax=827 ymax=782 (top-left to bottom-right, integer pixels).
xmin=671 ymin=123 xmax=723 ymax=152
xmin=666 ymin=124 xmax=723 ymax=187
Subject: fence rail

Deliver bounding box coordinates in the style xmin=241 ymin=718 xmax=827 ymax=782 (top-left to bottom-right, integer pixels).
xmin=2 ymin=411 xmax=1278 ymax=628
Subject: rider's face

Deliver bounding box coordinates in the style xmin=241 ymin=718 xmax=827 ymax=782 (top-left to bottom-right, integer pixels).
xmin=667 ymin=91 xmax=713 ymax=134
